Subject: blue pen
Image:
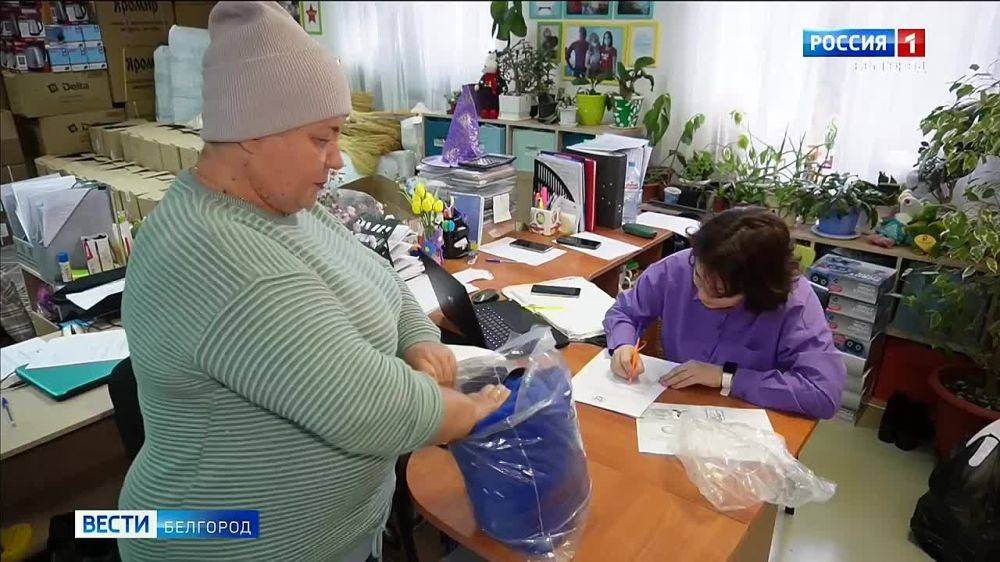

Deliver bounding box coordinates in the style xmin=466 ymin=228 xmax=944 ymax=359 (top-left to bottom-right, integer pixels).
xmin=2 ymin=397 xmax=15 ymax=427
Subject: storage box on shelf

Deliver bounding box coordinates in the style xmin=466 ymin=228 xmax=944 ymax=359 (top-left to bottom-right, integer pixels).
xmin=808 ymin=253 xmax=897 ymax=422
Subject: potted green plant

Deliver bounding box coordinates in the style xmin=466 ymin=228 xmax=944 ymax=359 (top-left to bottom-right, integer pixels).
xmin=490 ymin=1 xmax=526 ymax=47
xmin=906 ymin=63 xmax=1000 ymax=456
xmin=571 ymin=73 xmax=610 ymax=126
xmin=805 ymin=173 xmax=889 ymax=237
xmin=916 ymin=63 xmax=998 ymax=204
xmin=609 ymin=57 xmax=654 ymax=128
xmin=557 ymin=91 xmax=577 ymax=126
xmin=496 ymin=40 xmax=537 ymax=121
xmin=532 ymin=48 xmax=559 ymax=123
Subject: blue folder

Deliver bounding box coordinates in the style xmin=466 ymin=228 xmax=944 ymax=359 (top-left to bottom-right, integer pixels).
xmin=15 ymin=359 xmax=122 ymax=401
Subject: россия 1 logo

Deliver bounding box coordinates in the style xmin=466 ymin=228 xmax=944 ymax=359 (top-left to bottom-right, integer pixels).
xmin=803 ymin=29 xmax=925 ymax=57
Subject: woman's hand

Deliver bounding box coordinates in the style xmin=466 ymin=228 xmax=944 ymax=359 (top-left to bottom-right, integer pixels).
xmin=611 ymin=345 xmax=644 ymax=382
xmin=660 ymin=360 xmax=723 ymax=389
xmin=469 ymin=384 xmax=511 ymax=422
xmin=404 ymin=342 xmax=457 ymax=386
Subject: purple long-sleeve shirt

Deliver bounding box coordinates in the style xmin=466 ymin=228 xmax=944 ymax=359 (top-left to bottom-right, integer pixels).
xmin=603 ymin=249 xmax=846 ymax=419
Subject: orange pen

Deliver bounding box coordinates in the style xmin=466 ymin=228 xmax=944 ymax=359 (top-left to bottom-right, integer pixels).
xmin=628 ymin=338 xmax=645 ymax=384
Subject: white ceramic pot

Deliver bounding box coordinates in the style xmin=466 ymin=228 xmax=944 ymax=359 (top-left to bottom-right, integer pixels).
xmin=499 ymin=94 xmax=531 ymax=121
xmin=559 ymin=106 xmax=578 ymax=126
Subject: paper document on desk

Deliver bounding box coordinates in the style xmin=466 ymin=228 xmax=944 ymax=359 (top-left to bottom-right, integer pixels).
xmin=556 ymin=232 xmax=640 ymax=262
xmin=572 ymin=351 xmax=673 ymax=417
xmin=636 ymin=212 xmax=701 ymax=238
xmin=27 ymin=330 xmax=129 ymax=370
xmin=65 ymin=278 xmax=126 ymax=310
xmin=502 ymin=276 xmax=613 ymax=340
xmin=479 ymin=237 xmax=566 ymax=266
xmin=636 ymin=403 xmax=774 ymax=457
xmin=406 ymin=273 xmax=476 ymax=314
xmin=1 ymin=337 xmax=47 ymax=380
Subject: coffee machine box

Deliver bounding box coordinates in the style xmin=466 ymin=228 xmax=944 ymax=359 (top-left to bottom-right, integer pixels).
xmin=6 ymin=38 xmax=49 ymax=72
xmin=2 ymin=69 xmax=112 ymax=117
xmin=808 ymin=254 xmax=897 ymax=305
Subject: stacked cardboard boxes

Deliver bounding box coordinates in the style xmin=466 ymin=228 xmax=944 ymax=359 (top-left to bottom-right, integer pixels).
xmin=0 ymin=1 xmax=105 ymax=73
xmin=1 ymin=108 xmax=30 ymax=182
xmin=808 ymin=253 xmax=897 ymax=422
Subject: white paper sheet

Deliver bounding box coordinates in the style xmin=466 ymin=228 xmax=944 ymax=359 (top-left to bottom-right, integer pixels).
xmin=479 ymin=237 xmax=566 ymax=267
xmin=636 ymin=212 xmax=701 ymax=238
xmin=636 ymin=403 xmax=774 ymax=457
xmin=453 ymin=268 xmax=494 ymax=284
xmin=405 ymin=273 xmax=476 ymax=314
xmin=1 ymin=337 xmax=48 ymax=380
xmin=556 ymin=232 xmax=641 ymax=262
xmin=447 ymin=344 xmax=503 ymax=364
xmin=572 ymin=351 xmax=676 ymax=417
xmin=492 ymin=193 xmax=512 ymax=223
xmin=502 ymin=276 xmax=614 ymax=340
xmin=27 ymin=330 xmax=129 ymax=370
xmin=65 ymin=278 xmax=126 ymax=310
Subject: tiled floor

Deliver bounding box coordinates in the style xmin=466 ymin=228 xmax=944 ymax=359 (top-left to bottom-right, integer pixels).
xmin=770 ymin=408 xmax=937 ymax=562
xmin=407 ymin=407 xmax=939 ymax=562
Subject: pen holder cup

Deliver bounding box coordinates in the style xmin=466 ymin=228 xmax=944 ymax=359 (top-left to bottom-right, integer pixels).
xmin=529 ymin=208 xmax=560 ymax=236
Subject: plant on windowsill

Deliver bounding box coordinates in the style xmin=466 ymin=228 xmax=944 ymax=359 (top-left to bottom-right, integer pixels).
xmin=571 ymin=72 xmax=611 ymax=126
xmin=496 ymin=40 xmax=538 ymax=121
xmin=532 ymin=46 xmax=559 ymax=123
xmin=803 ymin=173 xmax=890 ymax=238
xmin=608 ymin=57 xmax=654 ymax=128
xmin=557 ymin=91 xmax=577 ymax=126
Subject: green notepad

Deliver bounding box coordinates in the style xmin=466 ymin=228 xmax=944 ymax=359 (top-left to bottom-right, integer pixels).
xmin=16 ymin=360 xmax=122 ymax=401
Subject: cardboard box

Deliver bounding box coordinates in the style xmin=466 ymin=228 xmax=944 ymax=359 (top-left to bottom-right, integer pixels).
xmin=832 ymin=330 xmax=885 ymax=360
xmin=825 ymin=308 xmax=891 ymax=343
xmin=5 ymin=38 xmax=50 ymax=72
xmin=46 ymin=24 xmax=84 ymax=46
xmin=1 ymin=109 xmax=25 ymax=165
xmin=92 ymin=119 xmax=149 ymax=159
xmin=1 ymin=162 xmax=31 ymax=182
xmin=93 ymin=1 xmax=173 ymax=103
xmin=2 ymin=70 xmax=111 ymax=117
xmin=807 ymin=254 xmax=896 ymax=305
xmin=121 ymin=46 xmax=156 ymax=117
xmin=172 ymin=1 xmax=217 ymax=28
xmin=17 ymin=108 xmax=125 ymax=156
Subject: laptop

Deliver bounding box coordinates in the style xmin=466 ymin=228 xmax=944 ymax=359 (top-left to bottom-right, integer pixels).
xmin=420 ymin=254 xmax=568 ymax=350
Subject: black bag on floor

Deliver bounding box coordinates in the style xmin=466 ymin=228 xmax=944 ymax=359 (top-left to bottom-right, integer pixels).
xmin=910 ymin=420 xmax=1000 ymax=561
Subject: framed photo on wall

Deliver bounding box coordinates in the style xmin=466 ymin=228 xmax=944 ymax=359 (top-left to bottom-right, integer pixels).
xmin=565 ymin=1 xmax=611 ymax=19
xmin=529 ymin=1 xmax=563 ymax=19
xmin=614 ymin=1 xmax=654 ymax=19
xmin=562 ymin=22 xmax=626 ymax=81
xmin=536 ymin=21 xmax=563 ymax=61
xmin=626 ymin=21 xmax=659 ymax=66
xmin=299 ymin=1 xmax=322 ymax=35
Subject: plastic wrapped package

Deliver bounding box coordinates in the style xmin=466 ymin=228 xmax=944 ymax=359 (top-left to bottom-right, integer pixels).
xmin=676 ymin=417 xmax=836 ymax=512
xmin=316 ymin=188 xmax=386 ymax=227
xmin=154 ymin=46 xmax=173 ymax=123
xmin=450 ymin=329 xmax=591 ymax=560
xmin=911 ymin=420 xmax=1000 ymax=560
xmin=167 ymin=25 xmax=211 ymax=124
xmin=440 ymin=85 xmax=485 ymax=165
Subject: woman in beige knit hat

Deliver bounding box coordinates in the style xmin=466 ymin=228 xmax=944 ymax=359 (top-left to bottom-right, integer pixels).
xmin=119 ymin=2 xmax=508 ymax=560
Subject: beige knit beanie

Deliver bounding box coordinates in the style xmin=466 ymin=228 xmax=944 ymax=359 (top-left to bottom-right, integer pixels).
xmin=201 ymin=1 xmax=352 ymax=142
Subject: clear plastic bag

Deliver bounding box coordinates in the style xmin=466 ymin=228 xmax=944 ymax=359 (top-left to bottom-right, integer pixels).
xmin=676 ymin=416 xmax=836 ymax=512
xmin=317 ymin=188 xmax=386 ymax=227
xmin=451 ymin=328 xmax=591 ymax=561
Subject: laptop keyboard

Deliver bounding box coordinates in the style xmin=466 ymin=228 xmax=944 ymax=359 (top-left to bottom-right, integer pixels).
xmin=474 ymin=304 xmax=513 ymax=350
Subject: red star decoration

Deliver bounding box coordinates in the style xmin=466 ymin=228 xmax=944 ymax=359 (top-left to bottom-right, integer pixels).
xmin=306 ymin=4 xmax=317 ymax=23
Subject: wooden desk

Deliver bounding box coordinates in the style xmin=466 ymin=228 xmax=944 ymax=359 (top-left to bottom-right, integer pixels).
xmin=411 ymin=228 xmax=818 ymax=561
xmin=408 ymin=343 xmax=817 ymax=561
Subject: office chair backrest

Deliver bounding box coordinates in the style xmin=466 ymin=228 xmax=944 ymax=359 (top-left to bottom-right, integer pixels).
xmin=107 ymin=358 xmax=145 ymax=462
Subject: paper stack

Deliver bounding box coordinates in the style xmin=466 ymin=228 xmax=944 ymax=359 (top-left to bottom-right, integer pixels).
xmin=502 ymin=276 xmax=615 ymax=340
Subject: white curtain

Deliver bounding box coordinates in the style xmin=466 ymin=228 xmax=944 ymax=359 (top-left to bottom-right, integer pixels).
xmin=634 ymin=2 xmax=1000 ymax=181
xmin=319 ymin=1 xmax=494 ymax=112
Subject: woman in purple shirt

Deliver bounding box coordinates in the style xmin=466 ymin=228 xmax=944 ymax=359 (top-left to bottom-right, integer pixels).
xmin=603 ymin=208 xmax=846 ymax=419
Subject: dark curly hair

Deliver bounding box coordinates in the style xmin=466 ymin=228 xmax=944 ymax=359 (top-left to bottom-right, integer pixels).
xmin=690 ymin=207 xmax=799 ymax=313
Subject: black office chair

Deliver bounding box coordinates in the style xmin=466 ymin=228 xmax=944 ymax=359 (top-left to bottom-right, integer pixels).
xmin=107 ymin=358 xmax=145 ymax=462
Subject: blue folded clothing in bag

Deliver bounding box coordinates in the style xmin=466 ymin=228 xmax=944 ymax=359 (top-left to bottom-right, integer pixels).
xmin=451 ymin=359 xmax=591 ymax=556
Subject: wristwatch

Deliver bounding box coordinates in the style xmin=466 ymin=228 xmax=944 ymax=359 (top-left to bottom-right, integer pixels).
xmin=720 ymin=361 xmax=738 ymax=396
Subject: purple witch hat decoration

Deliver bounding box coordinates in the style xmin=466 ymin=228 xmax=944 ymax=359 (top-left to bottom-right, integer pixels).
xmin=441 ymin=85 xmax=486 ymax=165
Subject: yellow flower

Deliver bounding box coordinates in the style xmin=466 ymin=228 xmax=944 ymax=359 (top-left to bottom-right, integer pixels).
xmin=411 ymin=200 xmax=422 ymax=215
xmin=433 ymin=200 xmax=444 ymax=213
xmin=422 ymin=198 xmax=434 ymax=212
xmin=415 ymin=184 xmax=426 ymax=198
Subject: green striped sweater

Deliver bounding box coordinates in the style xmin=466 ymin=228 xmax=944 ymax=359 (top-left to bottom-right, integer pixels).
xmin=119 ymin=171 xmax=444 ymax=560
